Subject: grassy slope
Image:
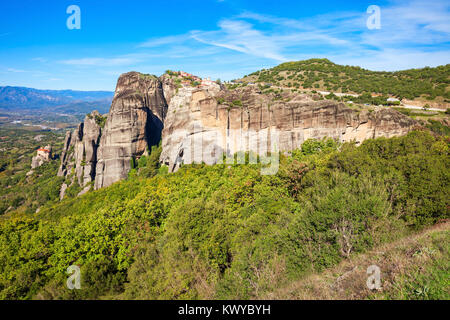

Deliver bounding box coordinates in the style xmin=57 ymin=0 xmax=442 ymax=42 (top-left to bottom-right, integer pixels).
xmin=240 ymin=59 xmax=450 ymax=102
xmin=264 ymin=221 xmax=449 ymax=300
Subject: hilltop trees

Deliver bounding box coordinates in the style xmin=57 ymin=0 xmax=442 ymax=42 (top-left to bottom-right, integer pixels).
xmin=246 ymin=59 xmax=450 ymax=101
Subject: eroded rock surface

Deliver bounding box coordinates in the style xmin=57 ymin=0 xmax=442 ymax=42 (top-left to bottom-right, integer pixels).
xmin=57 ymin=111 xmax=103 ymax=196
xmin=94 ymin=72 xmax=168 ymax=189
xmin=160 ymin=86 xmax=417 ymax=172
xmin=59 ymin=71 xmax=418 ymax=197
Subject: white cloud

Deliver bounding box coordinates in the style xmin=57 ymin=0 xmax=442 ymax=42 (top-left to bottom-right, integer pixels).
xmin=331 ymin=48 xmax=450 ymax=71
xmin=6 ymin=68 xmax=26 ymax=73
xmin=86 ymin=0 xmax=449 ymax=75
xmin=188 ymin=0 xmax=449 ymax=70
xmin=191 ymin=19 xmax=289 ymax=62
xmin=32 ymin=57 xmax=48 ymax=63
xmin=138 ymin=34 xmax=192 ymax=48
xmin=360 ymin=0 xmax=450 ymax=46
xmin=59 ymin=57 xmax=139 ymax=67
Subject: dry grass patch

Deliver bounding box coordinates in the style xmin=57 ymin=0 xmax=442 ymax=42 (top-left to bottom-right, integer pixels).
xmin=262 ymin=221 xmax=449 ymax=300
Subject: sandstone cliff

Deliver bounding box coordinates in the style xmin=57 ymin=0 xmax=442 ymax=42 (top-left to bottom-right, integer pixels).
xmin=58 ymin=71 xmax=418 ymax=198
xmin=58 ymin=72 xmax=169 ymax=196
xmin=160 ymin=85 xmax=417 ymax=172
xmin=94 ymin=72 xmax=168 ymax=189
xmin=57 ymin=111 xmax=102 ymax=198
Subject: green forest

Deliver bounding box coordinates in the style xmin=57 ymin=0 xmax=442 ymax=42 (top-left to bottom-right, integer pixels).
xmin=0 ymin=128 xmax=448 ymax=300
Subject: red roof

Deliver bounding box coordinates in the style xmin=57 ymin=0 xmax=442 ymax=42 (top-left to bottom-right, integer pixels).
xmin=38 ymin=148 xmax=50 ymax=153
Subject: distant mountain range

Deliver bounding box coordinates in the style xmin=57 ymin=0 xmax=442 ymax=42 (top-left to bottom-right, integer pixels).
xmin=0 ymin=86 xmax=114 ymax=114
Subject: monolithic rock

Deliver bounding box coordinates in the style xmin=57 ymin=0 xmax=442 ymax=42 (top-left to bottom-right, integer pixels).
xmin=94 ymin=72 xmax=168 ymax=189
xmin=57 ymin=111 xmax=103 ymax=192
xmin=28 ymin=145 xmax=52 ymax=175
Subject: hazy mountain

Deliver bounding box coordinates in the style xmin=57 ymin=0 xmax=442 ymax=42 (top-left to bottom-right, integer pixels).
xmin=0 ymin=86 xmax=114 ymax=114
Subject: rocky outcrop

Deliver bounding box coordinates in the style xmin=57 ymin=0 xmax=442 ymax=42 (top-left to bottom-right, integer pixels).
xmin=57 ymin=111 xmax=103 ymax=195
xmin=58 ymin=71 xmax=170 ymax=197
xmin=31 ymin=145 xmax=52 ymax=169
xmin=93 ymin=72 xmax=168 ymax=189
xmin=160 ymin=86 xmax=417 ymax=172
xmin=59 ymin=71 xmax=418 ymax=197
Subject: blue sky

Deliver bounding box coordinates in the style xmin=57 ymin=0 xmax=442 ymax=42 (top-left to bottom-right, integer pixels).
xmin=0 ymin=0 xmax=449 ymax=91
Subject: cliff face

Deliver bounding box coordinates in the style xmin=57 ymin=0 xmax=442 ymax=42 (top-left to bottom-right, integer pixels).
xmin=160 ymin=85 xmax=417 ymax=172
xmin=58 ymin=72 xmax=169 ymax=195
xmin=57 ymin=111 xmax=102 ymax=198
xmin=94 ymin=72 xmax=168 ymax=189
xmin=59 ymin=71 xmax=418 ymax=197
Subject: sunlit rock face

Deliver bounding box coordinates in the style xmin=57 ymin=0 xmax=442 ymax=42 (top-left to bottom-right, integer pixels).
xmin=57 ymin=112 xmax=102 ymax=198
xmin=59 ymin=112 xmax=102 ymax=185
xmin=160 ymin=85 xmax=417 ymax=172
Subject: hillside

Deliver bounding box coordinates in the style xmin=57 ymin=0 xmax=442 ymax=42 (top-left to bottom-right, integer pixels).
xmin=239 ymin=59 xmax=450 ymax=105
xmin=0 ymin=66 xmax=448 ymax=301
xmin=0 ymin=128 xmax=65 ymax=215
xmin=264 ymin=221 xmax=449 ymax=300
xmin=0 ymin=130 xmax=448 ymax=299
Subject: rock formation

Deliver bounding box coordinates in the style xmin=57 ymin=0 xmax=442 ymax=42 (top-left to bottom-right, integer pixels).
xmin=58 ymin=72 xmax=169 ymax=196
xmin=57 ymin=111 xmax=103 ymax=198
xmin=31 ymin=145 xmax=52 ymax=168
xmin=58 ymin=71 xmax=418 ymax=198
xmin=94 ymin=72 xmax=168 ymax=189
xmin=160 ymin=85 xmax=417 ymax=172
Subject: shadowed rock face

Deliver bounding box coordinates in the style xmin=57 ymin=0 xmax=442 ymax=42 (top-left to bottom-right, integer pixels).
xmin=58 ymin=72 xmax=170 ymax=197
xmin=94 ymin=72 xmax=168 ymax=189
